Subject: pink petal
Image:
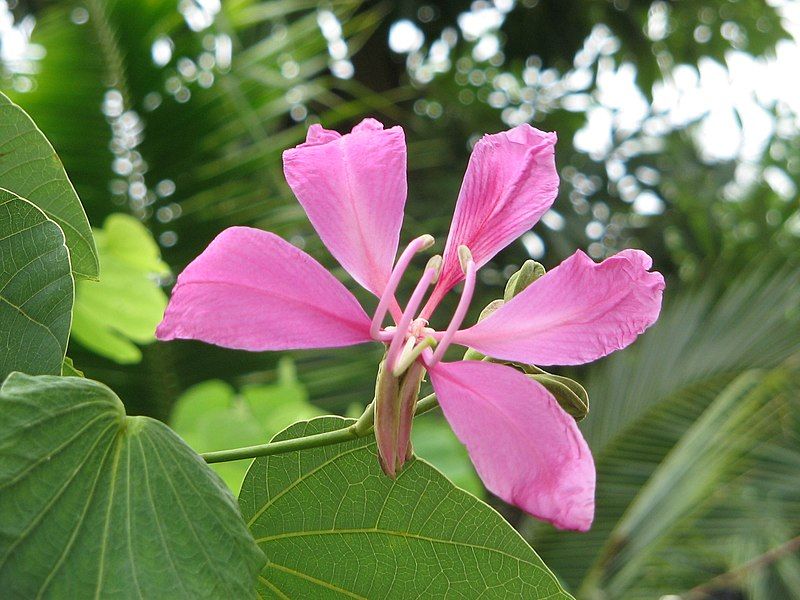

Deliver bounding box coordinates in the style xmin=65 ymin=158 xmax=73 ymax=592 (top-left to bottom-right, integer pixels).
xmin=453 ymin=249 xmax=665 ymax=366
xmin=425 ymin=125 xmax=559 ymax=312
xmin=283 ymin=119 xmax=407 ymax=296
xmin=428 ymin=359 xmax=595 ymax=531
xmin=156 ymin=227 xmax=372 ymax=351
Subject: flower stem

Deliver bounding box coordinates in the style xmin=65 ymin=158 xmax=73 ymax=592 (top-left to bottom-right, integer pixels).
xmin=201 ymin=393 xmax=439 ymax=464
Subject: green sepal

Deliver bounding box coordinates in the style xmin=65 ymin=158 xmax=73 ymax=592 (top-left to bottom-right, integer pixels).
xmin=463 ymin=348 xmax=486 ymax=361
xmin=529 ymin=373 xmax=590 ymax=421
xmin=504 ymin=260 xmax=546 ymax=300
xmin=464 ymin=260 xmax=588 ymax=421
xmin=463 ymin=262 xmax=547 ymax=362
xmin=462 ymin=300 xmax=506 ymax=362
xmin=459 ymin=353 xmax=590 ymax=421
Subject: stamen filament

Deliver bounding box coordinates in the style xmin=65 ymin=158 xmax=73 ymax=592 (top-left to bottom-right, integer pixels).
xmin=392 ymin=336 xmax=437 ymax=377
xmin=428 ymin=250 xmax=477 ymax=366
xmin=370 ymin=235 xmax=434 ymax=340
xmin=386 ymin=266 xmax=437 ymax=371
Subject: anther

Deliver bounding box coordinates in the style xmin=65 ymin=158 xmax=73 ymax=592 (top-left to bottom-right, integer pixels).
xmin=426 ymin=255 xmax=442 ymax=283
xmin=370 ymin=235 xmax=435 ymax=340
xmin=457 ymin=245 xmax=473 ymax=273
xmin=419 ymin=234 xmax=435 ymax=251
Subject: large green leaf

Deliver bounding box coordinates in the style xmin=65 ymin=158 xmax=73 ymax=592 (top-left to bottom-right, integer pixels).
xmin=0 ymin=188 xmax=73 ymax=380
xmin=240 ymin=416 xmax=572 ymax=599
xmin=171 ymin=359 xmax=321 ymax=493
xmin=71 ymin=214 xmax=169 ymax=364
xmin=0 ymin=92 xmax=97 ymax=279
xmin=0 ymin=373 xmax=264 ymax=599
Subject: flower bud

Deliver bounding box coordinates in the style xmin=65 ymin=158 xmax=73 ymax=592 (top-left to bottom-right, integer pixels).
xmin=373 ymin=353 xmax=426 ymax=478
xmin=528 ymin=373 xmax=589 ymax=421
xmin=504 ymin=260 xmax=546 ymax=301
xmin=373 ymin=354 xmax=401 ymax=478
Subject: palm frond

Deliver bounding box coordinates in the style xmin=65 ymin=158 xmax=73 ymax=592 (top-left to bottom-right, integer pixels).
xmin=523 ymin=257 xmax=800 ymax=598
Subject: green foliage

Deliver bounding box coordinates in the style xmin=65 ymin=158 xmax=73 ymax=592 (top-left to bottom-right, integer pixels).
xmin=575 ymin=369 xmax=800 ymax=599
xmin=171 ymin=359 xmax=321 ymax=493
xmin=239 ymin=416 xmax=573 ymax=599
xmin=0 ymin=373 xmax=264 ymax=599
xmin=0 ymin=92 xmax=97 ymax=279
xmin=71 ymin=214 xmax=169 ymax=364
xmin=0 ymin=188 xmax=73 ymax=380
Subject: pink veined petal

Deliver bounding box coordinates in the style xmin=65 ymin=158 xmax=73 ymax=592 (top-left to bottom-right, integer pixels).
xmin=156 ymin=227 xmax=372 ymax=351
xmin=424 ymin=125 xmax=559 ymax=314
xmin=453 ymin=249 xmax=665 ymax=366
xmin=283 ymin=118 xmax=407 ymax=297
xmin=427 ymin=359 xmax=595 ymax=531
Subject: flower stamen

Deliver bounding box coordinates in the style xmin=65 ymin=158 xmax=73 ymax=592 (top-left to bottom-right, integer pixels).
xmin=370 ymin=234 xmax=434 ymax=340
xmin=385 ymin=256 xmax=441 ymax=370
xmin=428 ymin=245 xmax=477 ymax=366
xmin=392 ymin=335 xmax=437 ymax=377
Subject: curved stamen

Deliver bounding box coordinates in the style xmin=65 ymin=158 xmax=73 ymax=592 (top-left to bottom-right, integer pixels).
xmin=386 ymin=260 xmax=439 ymax=370
xmin=428 ymin=246 xmax=477 ymax=366
xmin=370 ymin=234 xmax=434 ymax=340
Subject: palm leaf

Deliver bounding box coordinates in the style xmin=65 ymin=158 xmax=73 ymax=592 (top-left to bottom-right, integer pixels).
xmin=523 ymin=257 xmax=800 ymax=598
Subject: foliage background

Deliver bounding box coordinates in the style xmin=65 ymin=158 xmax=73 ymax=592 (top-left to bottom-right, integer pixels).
xmin=2 ymin=0 xmax=799 ymax=597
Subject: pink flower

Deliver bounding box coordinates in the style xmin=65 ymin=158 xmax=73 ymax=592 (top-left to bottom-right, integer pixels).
xmin=157 ymin=118 xmax=664 ymax=531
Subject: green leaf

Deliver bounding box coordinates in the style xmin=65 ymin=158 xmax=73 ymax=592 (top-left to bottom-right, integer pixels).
xmin=70 ymin=214 xmax=169 ymax=364
xmin=0 ymin=92 xmax=97 ymax=279
xmin=0 ymin=373 xmax=264 ymax=599
xmin=0 ymin=188 xmax=73 ymax=380
xmin=171 ymin=359 xmax=321 ymax=493
xmin=240 ymin=416 xmax=573 ymax=599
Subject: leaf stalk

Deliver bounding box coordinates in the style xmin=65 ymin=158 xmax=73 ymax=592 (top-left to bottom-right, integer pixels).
xmin=201 ymin=393 xmax=438 ymax=464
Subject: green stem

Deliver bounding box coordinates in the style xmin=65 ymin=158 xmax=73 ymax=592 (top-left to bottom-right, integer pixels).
xmin=414 ymin=392 xmax=439 ymax=417
xmin=201 ymin=393 xmax=438 ymax=464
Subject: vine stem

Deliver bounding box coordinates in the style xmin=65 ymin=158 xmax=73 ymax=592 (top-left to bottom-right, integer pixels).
xmin=201 ymin=393 xmax=439 ymax=464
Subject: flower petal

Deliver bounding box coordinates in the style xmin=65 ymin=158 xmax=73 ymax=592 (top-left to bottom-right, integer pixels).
xmin=283 ymin=119 xmax=407 ymax=296
xmin=453 ymin=249 xmax=665 ymax=366
xmin=426 ymin=125 xmax=559 ymax=311
xmin=156 ymin=227 xmax=372 ymax=350
xmin=428 ymin=359 xmax=595 ymax=531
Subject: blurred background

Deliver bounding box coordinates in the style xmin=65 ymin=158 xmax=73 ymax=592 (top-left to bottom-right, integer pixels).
xmin=2 ymin=0 xmax=799 ymax=597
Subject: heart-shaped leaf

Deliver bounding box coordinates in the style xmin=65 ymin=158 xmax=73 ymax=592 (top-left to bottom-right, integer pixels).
xmin=240 ymin=416 xmax=573 ymax=599
xmin=0 ymin=373 xmax=265 ymax=599
xmin=71 ymin=214 xmax=170 ymax=364
xmin=0 ymin=91 xmax=98 ymax=279
xmin=0 ymin=188 xmax=73 ymax=380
